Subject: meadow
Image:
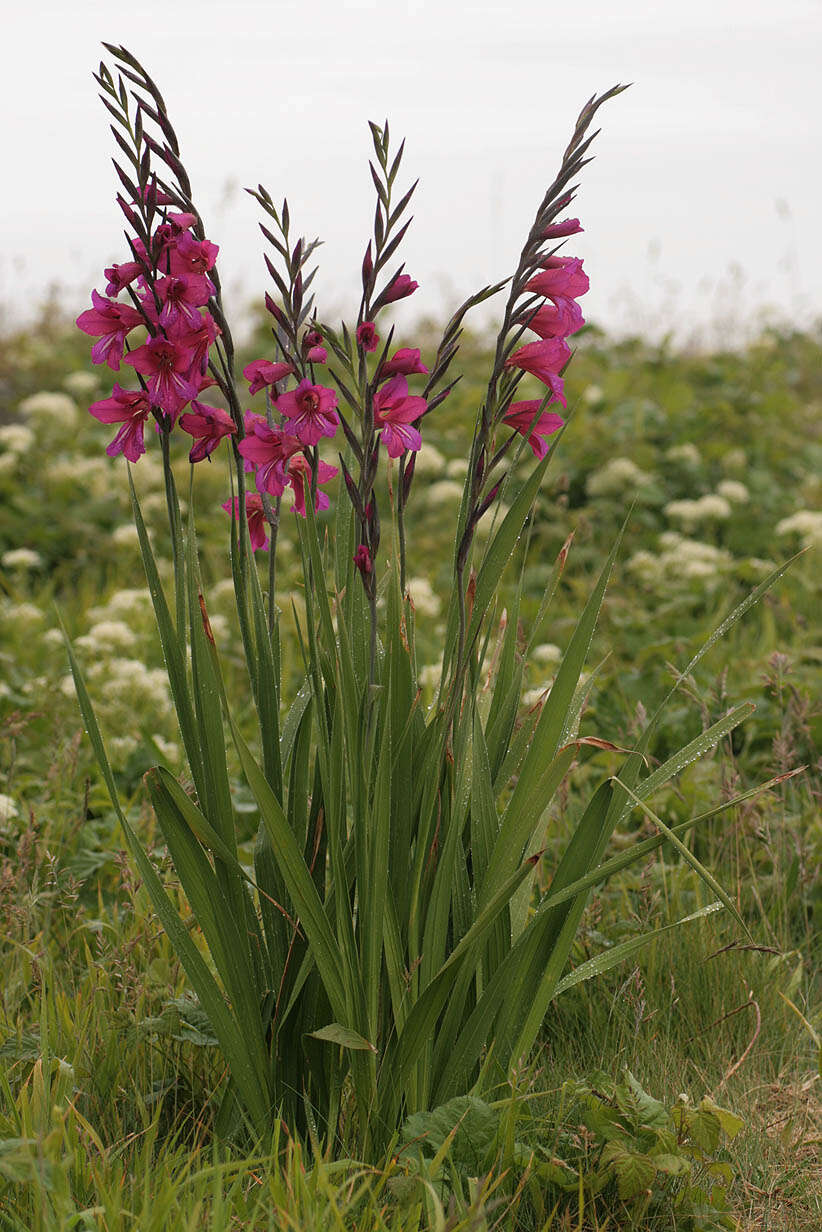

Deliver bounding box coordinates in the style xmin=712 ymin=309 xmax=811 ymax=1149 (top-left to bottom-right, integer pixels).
xmin=0 ymin=307 xmax=819 ymax=1230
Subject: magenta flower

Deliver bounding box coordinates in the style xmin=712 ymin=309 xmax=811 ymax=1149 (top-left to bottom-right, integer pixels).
xmin=381 ymin=273 xmax=418 ymax=304
xmin=502 ymin=401 xmax=564 ymax=459
xmin=179 ymin=402 xmax=237 ymax=462
xmin=89 ymin=384 xmax=153 ymax=462
xmin=504 ymin=338 xmax=570 ymax=406
xmin=104 ymin=261 xmax=144 ymax=296
xmin=151 ymin=275 xmax=210 ymax=332
xmin=357 ymin=321 xmax=380 ymax=353
xmin=76 ymin=291 xmax=144 ymax=371
xmin=168 ymin=233 xmax=218 ymax=301
xmin=276 ymin=379 xmax=339 ymax=446
xmin=306 ymin=345 xmax=328 ymax=364
xmin=525 ymin=256 xmax=589 ymax=300
xmin=124 ymin=335 xmax=198 ymax=417
xmin=222 ymin=494 xmax=269 ymax=551
xmin=243 ymin=359 xmax=293 ymax=395
xmin=373 ymin=376 xmax=426 ymax=458
xmin=284 ymin=454 xmax=338 ymax=517
xmin=238 ymin=420 xmax=301 ymax=495
xmin=526 ymin=298 xmax=584 ymax=340
xmin=541 ymin=217 xmax=583 ymax=239
xmin=378 ymin=347 xmax=429 ymax=380
xmin=353 ymin=544 xmax=372 ymax=576
xmin=172 ymin=311 xmax=220 ymax=376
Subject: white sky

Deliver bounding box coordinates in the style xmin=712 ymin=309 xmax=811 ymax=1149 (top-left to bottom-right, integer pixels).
xmin=3 ymin=0 xmax=820 ymax=343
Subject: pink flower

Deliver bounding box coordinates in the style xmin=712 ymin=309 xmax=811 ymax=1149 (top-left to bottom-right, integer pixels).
xmin=541 ymin=218 xmax=583 ymax=239
xmin=306 ymin=345 xmax=327 ymax=364
xmin=179 ymin=402 xmax=237 ymax=462
xmin=172 ymin=311 xmax=220 ymax=376
xmin=504 ymin=338 xmax=570 ymax=406
xmin=502 ymin=401 xmax=564 ymax=459
xmin=222 ymin=494 xmax=269 ymax=551
xmin=168 ymin=232 xmax=218 ymax=301
xmin=238 ymin=420 xmax=301 ymax=495
xmin=124 ymin=335 xmax=198 ymax=417
xmin=525 ymin=257 xmax=589 ymax=300
xmin=373 ymin=375 xmax=426 ymax=457
xmin=151 ymin=275 xmax=210 ymax=331
xmin=526 ymin=298 xmax=584 ymax=340
xmin=134 ymin=181 xmax=176 ymax=207
xmin=76 ymin=291 xmax=144 ymax=371
xmin=276 ymin=379 xmax=339 ymax=446
xmin=104 ymin=261 xmax=144 ymax=296
xmin=381 ymin=273 xmax=418 ymax=304
xmin=89 ymin=384 xmax=153 ymax=462
xmin=284 ymin=454 xmax=338 ymax=517
xmin=243 ymin=359 xmax=294 ymax=395
xmin=353 ymin=544 xmax=372 ymax=576
xmin=378 ymin=347 xmax=429 ymax=380
xmin=357 ymin=321 xmax=380 ymax=352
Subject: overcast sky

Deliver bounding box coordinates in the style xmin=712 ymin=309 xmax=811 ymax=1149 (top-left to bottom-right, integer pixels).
xmin=3 ymin=0 xmax=820 ymax=343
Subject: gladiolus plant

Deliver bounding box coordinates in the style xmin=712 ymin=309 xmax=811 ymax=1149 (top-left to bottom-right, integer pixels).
xmin=66 ymin=44 xmax=796 ymax=1157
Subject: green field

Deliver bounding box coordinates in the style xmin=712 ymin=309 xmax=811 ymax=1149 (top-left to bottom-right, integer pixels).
xmin=0 ymin=311 xmax=819 ymax=1229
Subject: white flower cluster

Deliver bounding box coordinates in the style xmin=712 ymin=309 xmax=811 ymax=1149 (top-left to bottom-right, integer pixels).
xmin=418 ymin=661 xmax=443 ymax=691
xmin=628 ymin=532 xmax=731 ymax=585
xmin=75 ymin=620 xmax=135 ymax=655
xmin=0 ymin=793 xmax=19 ymax=823
xmin=18 ymin=392 xmax=78 ymax=427
xmin=0 ymin=424 xmax=35 ymax=454
xmin=665 ymin=443 xmax=701 ymax=465
xmin=775 ymin=509 xmax=822 ymax=547
xmin=426 ymin=479 xmax=464 ymax=507
xmin=716 ymin=479 xmax=750 ymax=504
xmin=406 ymin=576 xmax=441 ymax=619
xmin=1 ymin=600 xmax=44 ymax=629
xmin=63 ymin=371 xmax=99 ymax=397
xmin=663 ymin=494 xmax=732 ymax=527
xmin=89 ymin=589 xmax=153 ymax=622
xmin=1 ymin=549 xmax=43 ymax=570
xmin=586 ymin=457 xmax=652 ymax=498
xmin=48 ymin=456 xmax=113 ymax=498
xmin=413 ymin=443 xmax=446 ymax=477
xmin=531 ymin=642 xmax=562 ymax=667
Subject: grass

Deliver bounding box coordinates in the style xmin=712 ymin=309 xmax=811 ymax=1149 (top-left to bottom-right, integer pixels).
xmin=0 ymin=311 xmax=819 ymax=1228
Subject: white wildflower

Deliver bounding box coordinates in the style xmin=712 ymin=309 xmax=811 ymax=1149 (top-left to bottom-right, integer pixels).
xmin=1 ymin=549 xmax=43 ymax=570
xmin=665 ymin=443 xmax=701 ymax=465
xmin=18 ymin=391 xmax=78 ymax=427
xmin=531 ymin=643 xmax=562 ymax=667
xmin=62 ymin=371 xmax=98 ymax=397
xmin=211 ymin=578 xmax=238 ymax=606
xmin=445 ymin=458 xmax=469 ymax=480
xmin=586 ymin=457 xmax=652 ymax=498
xmin=716 ymin=479 xmax=749 ymax=504
xmin=0 ymin=424 xmax=35 ymax=453
xmin=151 ymin=734 xmax=179 ymax=761
xmin=418 ymin=661 xmax=443 ymax=690
xmin=0 ymin=793 xmax=19 ymax=823
xmin=208 ymin=613 xmax=230 ymax=643
xmin=109 ymin=736 xmax=139 ymax=761
xmin=664 ymin=495 xmax=731 ymax=526
xmin=522 ymin=683 xmax=552 ymax=708
xmin=0 ymin=454 xmax=19 ymax=476
xmin=48 ymin=457 xmax=113 ymax=498
xmin=627 ymin=550 xmax=664 ymax=584
xmin=413 ymin=443 xmax=446 ymax=477
xmin=3 ymin=601 xmax=44 ymax=626
xmin=426 ymin=479 xmax=464 ymax=506
xmin=111 ymin=523 xmax=141 ymax=547
xmin=474 ymin=503 xmax=509 ymax=537
xmin=775 ymin=510 xmax=822 ymax=547
xmin=89 ymin=589 xmax=151 ymax=623
xmin=59 ymin=674 xmax=77 ymax=698
xmin=583 ymin=384 xmax=604 ymax=405
xmin=406 ymin=576 xmax=441 ymax=619
xmin=75 ymin=620 xmax=135 ymax=655
xmin=43 ymin=628 xmax=66 ymax=648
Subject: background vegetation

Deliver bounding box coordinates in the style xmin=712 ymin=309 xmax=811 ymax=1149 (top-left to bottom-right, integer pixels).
xmin=0 ymin=309 xmax=819 ymax=1229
